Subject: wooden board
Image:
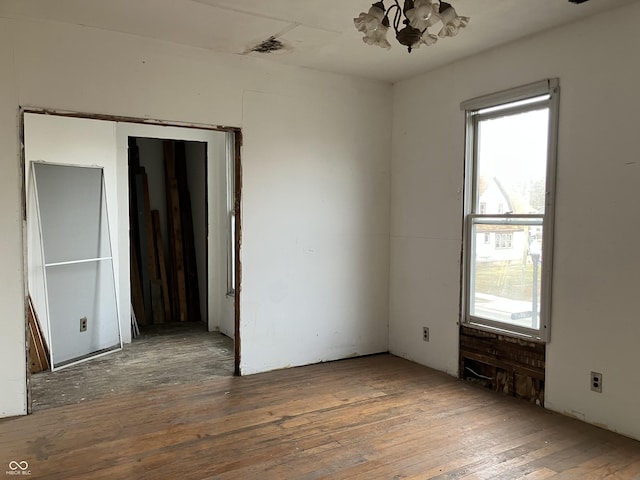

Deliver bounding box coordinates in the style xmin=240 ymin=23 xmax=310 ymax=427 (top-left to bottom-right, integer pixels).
xmin=181 ymin=192 xmax=201 ymax=323
xmin=163 ymin=156 xmax=178 ymax=320
xmin=164 ymin=141 xmax=188 ymax=322
xmin=129 ymin=238 xmax=147 ymax=326
xmin=27 ymin=295 xmax=50 ymax=373
xmin=141 ymin=171 xmax=158 ymax=281
xmin=150 ymin=280 xmax=164 ymax=325
xmin=135 ymin=173 xmax=152 ymax=320
xmin=175 ymin=141 xmax=201 ymax=323
xmin=168 ymin=178 xmax=188 ymax=322
xmin=152 ymin=210 xmax=171 ymax=323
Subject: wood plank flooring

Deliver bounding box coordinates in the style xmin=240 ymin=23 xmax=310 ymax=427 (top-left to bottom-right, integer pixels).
xmin=29 ymin=322 xmax=234 ymax=410
xmin=3 ymin=354 xmax=640 ymax=479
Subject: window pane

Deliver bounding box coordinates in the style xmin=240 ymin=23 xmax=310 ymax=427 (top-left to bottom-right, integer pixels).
xmin=470 ymin=222 xmax=543 ymax=330
xmin=230 ymin=212 xmax=236 ymax=291
xmin=476 ymin=108 xmax=549 ymax=215
xmin=226 ymin=132 xmax=236 ymax=293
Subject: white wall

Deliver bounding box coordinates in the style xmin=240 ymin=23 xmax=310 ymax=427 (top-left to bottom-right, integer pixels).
xmin=390 ymin=2 xmax=640 ymax=440
xmin=0 ymin=15 xmax=391 ymax=416
xmin=240 ymin=90 xmax=390 ymax=374
xmin=0 ymin=19 xmax=26 ymax=418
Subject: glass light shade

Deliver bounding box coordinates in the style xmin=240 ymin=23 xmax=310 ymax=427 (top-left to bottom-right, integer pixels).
xmin=354 ymin=3 xmax=392 ymax=49
xmin=405 ymin=0 xmax=436 ymax=31
xmin=437 ymin=2 xmax=469 ymax=37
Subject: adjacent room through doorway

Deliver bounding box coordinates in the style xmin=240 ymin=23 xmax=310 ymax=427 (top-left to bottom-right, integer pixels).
xmin=23 ymin=112 xmax=240 ymax=412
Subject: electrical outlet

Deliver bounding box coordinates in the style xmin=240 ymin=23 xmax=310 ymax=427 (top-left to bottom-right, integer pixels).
xmin=423 ymin=326 xmax=430 ymax=342
xmin=590 ymin=371 xmax=602 ymax=393
xmin=80 ymin=317 xmax=88 ymax=332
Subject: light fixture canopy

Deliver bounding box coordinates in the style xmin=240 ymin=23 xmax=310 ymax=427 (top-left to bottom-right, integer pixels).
xmin=354 ymin=0 xmax=469 ymax=52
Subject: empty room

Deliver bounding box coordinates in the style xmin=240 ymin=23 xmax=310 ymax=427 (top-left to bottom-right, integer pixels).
xmin=0 ymin=0 xmax=639 ymax=478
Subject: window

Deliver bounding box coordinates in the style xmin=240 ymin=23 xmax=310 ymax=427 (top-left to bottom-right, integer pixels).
xmin=461 ymin=79 xmax=559 ymax=341
xmin=226 ymin=132 xmax=236 ymax=295
xmin=495 ymin=233 xmax=513 ymax=249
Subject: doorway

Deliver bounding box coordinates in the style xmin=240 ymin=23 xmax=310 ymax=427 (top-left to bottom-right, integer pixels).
xmin=128 ymin=138 xmax=210 ymax=327
xmin=22 ymin=110 xmax=242 ymax=411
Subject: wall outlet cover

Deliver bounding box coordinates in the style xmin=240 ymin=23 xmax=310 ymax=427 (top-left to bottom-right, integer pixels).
xmin=423 ymin=326 xmax=429 ymax=342
xmin=590 ymin=371 xmax=602 ymax=393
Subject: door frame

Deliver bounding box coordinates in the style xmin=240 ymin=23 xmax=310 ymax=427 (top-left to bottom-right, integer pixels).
xmin=20 ymin=107 xmax=243 ymax=412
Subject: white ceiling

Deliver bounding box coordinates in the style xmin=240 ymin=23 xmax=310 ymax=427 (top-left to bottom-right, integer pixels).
xmin=0 ymin=0 xmax=636 ymax=83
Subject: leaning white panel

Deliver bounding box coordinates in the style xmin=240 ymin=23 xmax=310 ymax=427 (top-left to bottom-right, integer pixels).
xmin=31 ymin=162 xmax=122 ymax=370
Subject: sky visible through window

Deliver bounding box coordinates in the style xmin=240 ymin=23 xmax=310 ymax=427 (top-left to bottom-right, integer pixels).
xmin=477 ymin=108 xmax=549 ymax=214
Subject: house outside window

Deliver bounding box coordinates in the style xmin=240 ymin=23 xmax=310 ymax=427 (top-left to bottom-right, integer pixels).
xmin=495 ymin=233 xmax=513 ymax=249
xmin=461 ymin=79 xmax=559 ymax=341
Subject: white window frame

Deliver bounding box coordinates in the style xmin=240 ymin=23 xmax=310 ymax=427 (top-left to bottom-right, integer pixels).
xmin=461 ymin=79 xmax=560 ymax=342
xmin=225 ymin=132 xmax=236 ymax=295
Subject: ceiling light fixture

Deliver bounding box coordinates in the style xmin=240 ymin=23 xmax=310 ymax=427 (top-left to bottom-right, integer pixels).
xmin=354 ymin=0 xmax=469 ymax=52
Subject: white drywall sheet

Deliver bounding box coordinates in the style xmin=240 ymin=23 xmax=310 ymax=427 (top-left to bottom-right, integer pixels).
xmin=32 ymin=163 xmax=121 ymax=369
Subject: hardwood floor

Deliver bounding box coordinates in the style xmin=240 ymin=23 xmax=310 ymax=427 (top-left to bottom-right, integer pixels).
xmin=30 ymin=322 xmax=234 ymax=410
xmin=3 ymin=354 xmax=639 ymax=479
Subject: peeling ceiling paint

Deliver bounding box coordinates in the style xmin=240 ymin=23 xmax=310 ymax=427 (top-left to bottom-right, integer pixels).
xmin=251 ymin=36 xmax=286 ymax=54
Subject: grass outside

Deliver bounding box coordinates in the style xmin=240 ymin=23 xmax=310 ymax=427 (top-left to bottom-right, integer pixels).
xmin=474 ymin=260 xmax=539 ymax=301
